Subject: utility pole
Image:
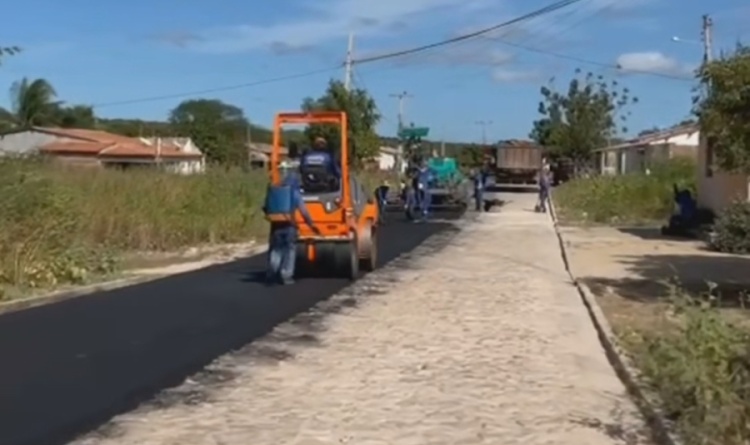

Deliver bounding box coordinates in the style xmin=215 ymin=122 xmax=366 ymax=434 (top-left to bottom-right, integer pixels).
xmin=475 ymin=120 xmax=492 ymax=145
xmin=701 ymin=14 xmax=713 ymax=64
xmin=344 ymin=32 xmax=354 ymax=91
xmin=390 ymin=91 xmax=412 ymax=173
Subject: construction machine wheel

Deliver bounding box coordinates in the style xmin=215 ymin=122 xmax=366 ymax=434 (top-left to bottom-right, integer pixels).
xmin=359 ymin=221 xmax=377 ymax=272
xmin=333 ymin=233 xmax=359 ymax=280
xmin=294 ymin=243 xmax=314 ymax=278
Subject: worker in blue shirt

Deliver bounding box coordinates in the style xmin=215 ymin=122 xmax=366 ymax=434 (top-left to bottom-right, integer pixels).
xmin=472 ymin=168 xmax=485 ymax=211
xmin=264 ymin=161 xmax=320 ymax=285
xmin=374 ymin=180 xmax=390 ymax=223
xmin=416 ymin=162 xmax=432 ymax=221
xmin=301 ymin=136 xmax=340 ymax=179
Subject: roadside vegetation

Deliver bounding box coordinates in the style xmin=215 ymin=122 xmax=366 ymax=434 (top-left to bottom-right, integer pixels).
xmin=0 ymin=157 xmax=268 ymax=299
xmin=547 ymin=50 xmax=750 ymax=444
xmin=554 ymin=157 xmax=696 ymax=225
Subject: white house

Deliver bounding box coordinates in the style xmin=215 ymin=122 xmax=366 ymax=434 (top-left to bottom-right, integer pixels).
xmin=594 ymin=123 xmax=700 ymax=175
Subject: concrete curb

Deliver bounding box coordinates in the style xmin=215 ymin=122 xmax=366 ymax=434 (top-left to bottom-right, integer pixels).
xmin=0 ymin=244 xmax=268 ymax=316
xmin=547 ymin=195 xmax=682 ymax=445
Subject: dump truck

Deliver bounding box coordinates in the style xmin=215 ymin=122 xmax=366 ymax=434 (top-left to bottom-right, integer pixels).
xmin=486 ymin=139 xmax=544 ymax=186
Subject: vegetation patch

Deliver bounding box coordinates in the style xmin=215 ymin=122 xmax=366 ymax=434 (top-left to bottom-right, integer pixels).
xmin=554 ymin=158 xmax=696 ymax=225
xmin=619 ymin=287 xmax=750 ymax=445
xmin=0 ymin=158 xmax=268 ymax=299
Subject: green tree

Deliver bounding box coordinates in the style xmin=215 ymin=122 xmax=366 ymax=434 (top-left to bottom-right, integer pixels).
xmin=55 ymin=105 xmax=97 ymax=128
xmin=530 ymin=69 xmax=638 ymax=168
xmin=301 ymin=80 xmax=381 ymax=166
xmin=696 ymin=44 xmax=750 ymax=173
xmin=9 ymin=77 xmax=62 ymax=127
xmin=169 ymin=99 xmax=249 ymax=164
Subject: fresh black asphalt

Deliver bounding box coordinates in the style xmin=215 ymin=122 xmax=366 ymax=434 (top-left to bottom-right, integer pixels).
xmin=0 ymin=212 xmax=461 ymax=445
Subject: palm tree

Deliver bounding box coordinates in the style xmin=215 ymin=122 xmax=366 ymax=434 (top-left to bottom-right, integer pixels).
xmin=9 ymin=77 xmax=61 ymax=127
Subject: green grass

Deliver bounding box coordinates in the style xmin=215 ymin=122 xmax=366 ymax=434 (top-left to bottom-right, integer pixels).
xmin=0 ymin=158 xmax=268 ymax=298
xmin=621 ymin=288 xmax=750 ymax=445
xmin=554 ymin=158 xmax=696 ymax=226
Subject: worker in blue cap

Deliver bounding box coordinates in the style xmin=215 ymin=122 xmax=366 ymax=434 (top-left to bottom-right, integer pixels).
xmin=264 ymin=160 xmax=320 ymax=285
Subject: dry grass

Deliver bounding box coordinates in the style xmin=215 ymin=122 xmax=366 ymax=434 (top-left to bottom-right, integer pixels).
xmin=560 ymin=225 xmax=750 ymax=444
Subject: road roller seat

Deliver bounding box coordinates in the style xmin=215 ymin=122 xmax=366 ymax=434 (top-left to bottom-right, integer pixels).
xmin=299 ymin=161 xmax=340 ymax=195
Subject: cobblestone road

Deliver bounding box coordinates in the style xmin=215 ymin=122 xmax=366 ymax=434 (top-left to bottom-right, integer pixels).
xmin=73 ymin=193 xmax=648 ymax=445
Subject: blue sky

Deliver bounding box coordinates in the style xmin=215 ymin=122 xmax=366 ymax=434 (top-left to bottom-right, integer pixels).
xmin=0 ymin=0 xmax=747 ymax=142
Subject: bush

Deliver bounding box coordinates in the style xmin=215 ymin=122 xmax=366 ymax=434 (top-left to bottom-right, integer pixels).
xmin=554 ymin=158 xmax=696 ymax=225
xmin=712 ymin=201 xmax=750 ymax=254
xmin=0 ymin=157 xmax=268 ymax=296
xmin=625 ymin=289 xmax=750 ymax=445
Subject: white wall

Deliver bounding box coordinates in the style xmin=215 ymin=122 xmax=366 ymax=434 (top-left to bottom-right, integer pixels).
xmin=647 ymin=131 xmax=699 ymax=147
xmin=378 ymin=152 xmax=395 ymax=170
xmin=0 ymin=131 xmax=69 ymax=155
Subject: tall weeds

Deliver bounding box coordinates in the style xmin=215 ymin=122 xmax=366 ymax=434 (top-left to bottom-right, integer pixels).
xmin=0 ymin=158 xmax=267 ymax=295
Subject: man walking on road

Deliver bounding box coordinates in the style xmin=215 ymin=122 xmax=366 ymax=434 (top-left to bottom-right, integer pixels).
xmin=263 ymin=161 xmax=320 ymax=285
xmin=536 ymin=157 xmax=552 ymax=213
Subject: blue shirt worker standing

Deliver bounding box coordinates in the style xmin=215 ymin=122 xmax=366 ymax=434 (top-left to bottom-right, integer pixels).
xmin=416 ymin=163 xmax=432 ymax=220
xmin=374 ymin=180 xmax=390 ymax=223
xmin=472 ymin=168 xmax=485 ymax=212
xmin=263 ymin=162 xmax=320 ymax=285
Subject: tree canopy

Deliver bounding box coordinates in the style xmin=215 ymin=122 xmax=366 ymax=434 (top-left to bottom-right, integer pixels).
xmin=301 ymin=80 xmax=381 ymax=165
xmin=168 ymin=99 xmax=250 ymax=165
xmin=530 ymin=69 xmax=637 ymax=165
xmin=696 ymin=44 xmax=750 ymax=173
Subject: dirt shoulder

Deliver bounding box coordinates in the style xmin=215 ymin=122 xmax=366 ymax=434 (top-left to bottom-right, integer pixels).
xmin=559 ymin=225 xmax=750 ymax=333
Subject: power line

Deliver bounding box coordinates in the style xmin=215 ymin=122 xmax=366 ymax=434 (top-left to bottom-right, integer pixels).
xmin=92 ymin=66 xmax=340 ymax=108
xmin=89 ymin=0 xmax=588 ymax=109
xmin=353 ymin=0 xmax=583 ymax=65
xmin=481 ymin=36 xmax=695 ymax=81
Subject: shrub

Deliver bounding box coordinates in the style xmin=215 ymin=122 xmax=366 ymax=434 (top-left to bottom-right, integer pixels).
xmin=712 ymin=201 xmax=750 ymax=254
xmin=0 ymin=157 xmax=268 ymax=295
xmin=554 ymin=158 xmax=696 ymax=225
xmin=625 ymin=289 xmax=750 ymax=445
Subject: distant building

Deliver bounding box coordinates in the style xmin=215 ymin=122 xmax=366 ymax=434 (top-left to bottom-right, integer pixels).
xmin=0 ymin=127 xmax=205 ymax=174
xmin=593 ymin=123 xmax=699 ymax=175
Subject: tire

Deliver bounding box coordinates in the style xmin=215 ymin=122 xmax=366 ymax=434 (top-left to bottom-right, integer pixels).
xmin=360 ymin=227 xmax=377 ymax=272
xmin=333 ymin=235 xmax=359 ymax=280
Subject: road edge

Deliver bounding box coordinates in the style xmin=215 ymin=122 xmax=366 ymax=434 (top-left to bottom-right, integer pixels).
xmin=547 ymin=194 xmax=683 ymax=445
xmin=0 ymin=244 xmax=269 ymax=316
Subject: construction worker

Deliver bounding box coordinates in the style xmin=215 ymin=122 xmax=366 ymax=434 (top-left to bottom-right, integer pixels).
xmin=374 ymin=180 xmax=390 ymax=223
xmin=536 ymin=158 xmax=552 ymax=213
xmin=301 ymin=136 xmax=340 ymax=179
xmin=471 ymin=168 xmax=484 ymax=211
xmin=416 ymin=161 xmax=432 ymax=221
xmin=263 ymin=161 xmax=320 ymax=285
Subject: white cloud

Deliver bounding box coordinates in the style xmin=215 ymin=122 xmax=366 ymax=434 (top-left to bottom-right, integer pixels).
xmin=492 ymin=67 xmax=541 ymax=83
xmin=615 ymin=51 xmax=692 ymax=76
xmin=178 ymin=0 xmax=496 ymax=54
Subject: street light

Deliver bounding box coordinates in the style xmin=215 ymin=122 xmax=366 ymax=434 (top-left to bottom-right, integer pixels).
xmin=672 ymin=35 xmax=701 ymax=45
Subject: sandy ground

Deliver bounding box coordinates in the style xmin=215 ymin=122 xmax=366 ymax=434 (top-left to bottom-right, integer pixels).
xmin=72 ymin=193 xmax=648 ymax=445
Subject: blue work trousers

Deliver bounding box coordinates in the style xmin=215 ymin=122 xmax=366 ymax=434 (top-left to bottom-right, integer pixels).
xmin=474 ymin=188 xmax=483 ymax=211
xmin=417 ymin=187 xmax=430 ymax=218
xmin=538 ymin=184 xmax=549 ymax=212
xmin=267 ymin=227 xmax=297 ymax=284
